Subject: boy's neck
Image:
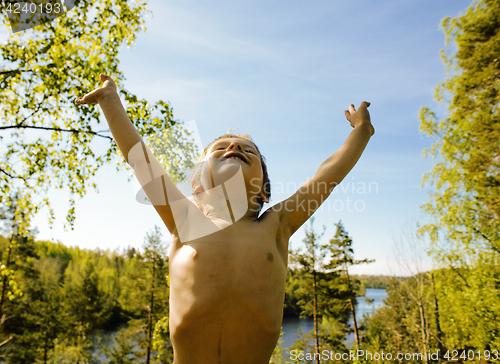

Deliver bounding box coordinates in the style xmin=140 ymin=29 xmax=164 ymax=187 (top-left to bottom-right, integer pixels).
xmin=198 ymin=188 xmax=260 ymax=223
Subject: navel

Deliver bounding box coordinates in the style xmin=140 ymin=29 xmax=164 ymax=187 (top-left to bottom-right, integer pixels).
xmin=267 ymin=252 xmax=274 ymax=262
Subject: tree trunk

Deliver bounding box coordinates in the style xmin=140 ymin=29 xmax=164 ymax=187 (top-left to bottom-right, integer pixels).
xmin=430 ymin=273 xmax=442 ymax=362
xmin=0 ymin=235 xmax=14 ymax=321
xmin=418 ymin=301 xmax=428 ymax=364
xmin=348 ymin=297 xmax=359 ymax=350
xmin=146 ymin=260 xmax=156 ymax=364
xmin=417 ymin=276 xmax=428 ymax=364
xmin=312 ymin=269 xmax=320 ymax=364
xmin=344 ymin=264 xmax=359 ymax=350
xmin=44 ymin=333 xmax=49 ymax=364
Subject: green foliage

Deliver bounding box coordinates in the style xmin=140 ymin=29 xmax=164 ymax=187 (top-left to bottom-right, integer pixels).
xmin=269 ymin=330 xmax=294 ymax=364
xmin=0 ymin=265 xmax=21 ymax=301
xmin=327 ymin=221 xmax=374 ymax=300
xmin=0 ymin=232 xmax=173 ymax=363
xmin=289 ymin=220 xmax=371 ymax=356
xmin=152 ymin=317 xmax=174 ymax=364
xmin=147 ymin=122 xmax=200 ymax=185
xmin=431 ymin=265 xmax=500 ymax=350
xmin=290 ymin=220 xmax=349 ymax=321
xmin=49 ymin=336 xmax=99 ymax=364
xmin=100 ymin=327 xmax=141 ymax=364
xmin=0 ymin=0 xmax=193 ymax=231
xmin=419 ymin=0 xmax=500 ymax=259
xmin=354 ymin=275 xmax=393 ymax=290
xmin=0 ymin=1 xmax=196 ymax=357
xmin=361 ymin=276 xmax=433 ymax=360
xmin=361 ymin=267 xmax=500 ymax=360
xmin=65 ymin=258 xmax=113 ymax=334
xmin=411 ymin=0 xmax=500 ymax=356
xmin=283 ymin=267 xmax=305 ymax=317
xmin=289 ymin=319 xmax=351 ymax=363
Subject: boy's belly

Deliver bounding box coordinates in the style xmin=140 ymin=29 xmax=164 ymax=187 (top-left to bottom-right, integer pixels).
xmin=169 ymin=232 xmax=286 ymax=364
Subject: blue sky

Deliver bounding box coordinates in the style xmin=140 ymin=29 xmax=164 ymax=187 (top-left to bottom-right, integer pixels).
xmin=23 ymin=0 xmax=473 ymax=274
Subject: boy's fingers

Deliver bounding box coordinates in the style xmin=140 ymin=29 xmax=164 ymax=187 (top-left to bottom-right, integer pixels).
xmin=75 ymin=92 xmax=97 ymax=105
xmin=100 ymin=73 xmax=112 ymax=82
xmin=75 ymin=95 xmax=87 ymax=104
xmin=344 ymin=110 xmax=351 ymax=121
xmin=75 ymin=96 xmax=89 ymax=105
xmin=349 ymin=104 xmax=356 ymax=114
xmin=360 ymin=101 xmax=371 ymax=108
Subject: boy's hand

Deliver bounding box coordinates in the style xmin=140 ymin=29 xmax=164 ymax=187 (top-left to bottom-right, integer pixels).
xmin=75 ymin=74 xmax=117 ymax=105
xmin=344 ymin=101 xmax=375 ymax=135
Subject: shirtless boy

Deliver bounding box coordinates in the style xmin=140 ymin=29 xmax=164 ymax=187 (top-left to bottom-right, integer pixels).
xmin=76 ymin=74 xmax=374 ymax=364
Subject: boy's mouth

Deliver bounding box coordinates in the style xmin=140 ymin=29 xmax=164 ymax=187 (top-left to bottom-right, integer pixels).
xmin=221 ymin=152 xmax=249 ymax=164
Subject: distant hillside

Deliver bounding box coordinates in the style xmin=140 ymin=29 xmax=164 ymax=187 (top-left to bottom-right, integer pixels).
xmin=354 ymin=275 xmax=405 ymax=289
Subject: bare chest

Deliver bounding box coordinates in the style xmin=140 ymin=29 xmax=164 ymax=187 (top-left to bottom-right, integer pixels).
xmin=170 ymin=218 xmax=286 ymax=293
xmin=169 ymin=214 xmax=287 ymax=321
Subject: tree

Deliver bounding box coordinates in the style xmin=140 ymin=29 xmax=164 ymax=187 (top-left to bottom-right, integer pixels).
xmin=269 ymin=331 xmax=293 ymax=364
xmin=389 ymin=223 xmax=436 ymax=362
xmin=111 ymin=227 xmax=171 ymax=363
xmin=327 ymin=221 xmax=373 ymax=351
xmin=290 ymin=219 xmax=352 ymax=362
xmin=360 ymin=277 xmax=423 ymax=360
xmin=66 ymin=258 xmax=112 ymax=334
xmin=419 ymin=0 xmax=500 ymax=351
xmin=292 ymin=218 xmax=326 ymax=363
xmin=142 ymin=226 xmax=169 ymax=364
xmin=419 ymin=0 xmax=500 ymax=260
xmin=0 ymin=192 xmax=38 ymax=356
xmin=0 ymin=234 xmax=176 ymax=363
xmin=0 ymin=234 xmax=49 ymax=363
xmin=100 ymin=327 xmax=140 ymax=364
xmin=0 ymin=0 xmax=196 ymax=231
xmin=152 ymin=316 xmax=174 ymax=364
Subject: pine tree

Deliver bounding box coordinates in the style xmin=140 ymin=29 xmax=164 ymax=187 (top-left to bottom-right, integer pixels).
xmin=326 ymin=221 xmax=374 ymax=350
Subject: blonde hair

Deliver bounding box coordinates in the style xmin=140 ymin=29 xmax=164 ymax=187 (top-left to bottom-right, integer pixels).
xmin=190 ymin=134 xmax=271 ymax=211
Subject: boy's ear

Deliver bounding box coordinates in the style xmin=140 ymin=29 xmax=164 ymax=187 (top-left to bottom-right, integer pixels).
xmin=260 ymin=191 xmax=269 ymax=203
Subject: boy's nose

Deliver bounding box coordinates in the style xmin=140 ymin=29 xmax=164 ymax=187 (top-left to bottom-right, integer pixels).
xmin=227 ymin=142 xmax=243 ymax=151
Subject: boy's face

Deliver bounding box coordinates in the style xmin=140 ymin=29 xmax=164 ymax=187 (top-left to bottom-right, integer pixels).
xmin=199 ymin=138 xmax=265 ymax=200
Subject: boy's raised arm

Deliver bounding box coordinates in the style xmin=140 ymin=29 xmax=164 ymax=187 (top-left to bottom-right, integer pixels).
xmin=275 ymin=101 xmax=374 ymax=238
xmin=76 ymin=74 xmax=187 ymax=234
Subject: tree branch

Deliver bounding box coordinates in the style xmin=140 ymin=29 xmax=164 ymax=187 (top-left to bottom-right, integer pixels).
xmin=0 ymin=70 xmax=20 ymax=76
xmin=0 ymin=125 xmax=113 ymax=141
xmin=0 ymin=335 xmax=12 ymax=348
xmin=474 ymin=227 xmax=500 ymax=255
xmin=0 ymin=167 xmax=26 ymax=181
xmin=20 ymin=98 xmax=47 ymax=126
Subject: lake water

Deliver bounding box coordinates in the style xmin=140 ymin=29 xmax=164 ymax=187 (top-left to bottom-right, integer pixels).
xmin=281 ymin=288 xmax=387 ymax=350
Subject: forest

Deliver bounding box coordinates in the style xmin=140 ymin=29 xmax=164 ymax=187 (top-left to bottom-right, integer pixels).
xmin=0 ymin=219 xmax=372 ymax=363
xmin=1 ymin=0 xmax=499 ymax=363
